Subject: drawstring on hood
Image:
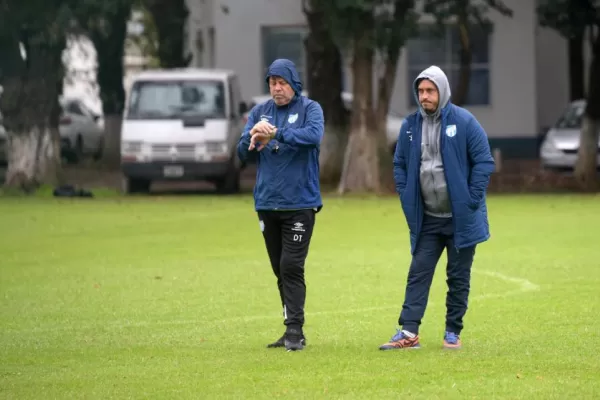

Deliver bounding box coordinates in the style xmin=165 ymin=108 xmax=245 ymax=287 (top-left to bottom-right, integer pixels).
xmin=413 ymin=65 xmax=451 ymax=119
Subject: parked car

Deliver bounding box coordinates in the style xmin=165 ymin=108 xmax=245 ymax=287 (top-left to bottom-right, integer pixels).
xmin=0 ymin=93 xmax=104 ymax=165
xmin=243 ymin=91 xmax=405 ymax=154
xmin=539 ymin=99 xmax=600 ymax=171
xmin=59 ymin=97 xmax=104 ymax=163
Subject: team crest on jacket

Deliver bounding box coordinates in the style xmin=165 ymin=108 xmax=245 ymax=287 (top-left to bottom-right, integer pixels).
xmin=446 ymin=124 xmax=457 ymax=137
xmin=288 ymin=113 xmax=298 ymax=124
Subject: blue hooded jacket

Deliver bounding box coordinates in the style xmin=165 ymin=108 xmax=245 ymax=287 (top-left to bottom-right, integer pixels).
xmin=237 ymin=59 xmax=324 ymax=211
xmin=393 ymin=65 xmax=496 ymax=254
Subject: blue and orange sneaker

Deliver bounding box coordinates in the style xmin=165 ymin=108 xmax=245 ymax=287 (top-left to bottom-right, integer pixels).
xmin=379 ymin=329 xmax=420 ymax=350
xmin=443 ymin=331 xmax=462 ymax=350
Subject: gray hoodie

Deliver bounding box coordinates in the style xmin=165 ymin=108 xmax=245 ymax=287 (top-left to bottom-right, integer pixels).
xmin=413 ymin=66 xmax=452 ymax=218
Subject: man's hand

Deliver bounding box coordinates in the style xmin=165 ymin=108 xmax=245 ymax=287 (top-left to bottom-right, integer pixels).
xmin=250 ymin=121 xmax=275 ymax=136
xmin=249 ymin=129 xmax=277 ymax=151
xmin=248 ymin=121 xmax=277 ymax=151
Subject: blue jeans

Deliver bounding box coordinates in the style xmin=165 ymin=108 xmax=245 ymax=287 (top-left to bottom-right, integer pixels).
xmin=398 ymin=215 xmax=476 ymax=335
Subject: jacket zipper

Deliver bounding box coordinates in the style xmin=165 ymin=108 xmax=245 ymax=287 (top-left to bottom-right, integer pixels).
xmin=439 ymin=110 xmax=459 ymax=252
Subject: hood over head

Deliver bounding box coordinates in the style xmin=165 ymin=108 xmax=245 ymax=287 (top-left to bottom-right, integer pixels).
xmin=413 ymin=65 xmax=451 ymax=118
xmin=265 ymin=58 xmax=303 ymax=96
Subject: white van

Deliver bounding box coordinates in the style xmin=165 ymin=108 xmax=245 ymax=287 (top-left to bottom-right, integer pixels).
xmin=120 ymin=68 xmax=248 ymax=194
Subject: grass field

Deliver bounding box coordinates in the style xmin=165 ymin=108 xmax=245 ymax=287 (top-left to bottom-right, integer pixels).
xmin=1 ymin=192 xmax=599 ymax=399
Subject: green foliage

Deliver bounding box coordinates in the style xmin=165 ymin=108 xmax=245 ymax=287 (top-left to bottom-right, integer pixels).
xmin=374 ymin=1 xmax=419 ymax=57
xmin=320 ymin=0 xmax=419 ymax=54
xmin=143 ymin=0 xmax=191 ymax=68
xmin=423 ymin=0 xmax=513 ymax=35
xmin=71 ymin=0 xmax=134 ymax=115
xmin=537 ymin=0 xmax=597 ymax=38
xmin=69 ymin=0 xmax=133 ymax=32
xmin=126 ymin=6 xmax=160 ymax=68
xmin=0 ymin=0 xmax=70 ymax=132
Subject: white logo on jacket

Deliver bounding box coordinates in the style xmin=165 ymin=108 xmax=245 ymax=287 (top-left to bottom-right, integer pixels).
xmin=288 ymin=113 xmax=298 ymax=124
xmin=446 ymin=124 xmax=457 ymax=137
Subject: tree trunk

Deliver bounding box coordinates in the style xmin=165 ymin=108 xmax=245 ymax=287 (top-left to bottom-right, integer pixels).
xmin=145 ymin=0 xmax=191 ymax=68
xmin=319 ymin=126 xmax=348 ymax=187
xmin=0 ymin=28 xmax=65 ymax=192
xmin=4 ymin=127 xmax=59 ymax=191
xmin=102 ymin=115 xmax=123 ymax=168
xmin=89 ymin=4 xmax=132 ymax=170
xmin=453 ymin=19 xmax=471 ymax=107
xmin=374 ymin=55 xmax=399 ymax=191
xmin=372 ymin=0 xmax=416 ymax=191
xmin=303 ymin=0 xmax=349 ymax=185
xmin=568 ymin=32 xmax=585 ymax=101
xmin=575 ymin=31 xmax=600 ymax=191
xmin=338 ymin=23 xmax=378 ymax=194
xmin=575 ymin=116 xmax=599 ymax=191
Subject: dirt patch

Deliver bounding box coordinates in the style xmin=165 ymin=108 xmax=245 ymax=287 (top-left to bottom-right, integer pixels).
xmin=57 ymin=159 xmax=591 ymax=194
xmin=382 ymin=159 xmax=589 ymax=194
xmin=61 ymin=162 xmax=259 ymax=193
xmin=62 ymin=164 xmax=121 ymax=190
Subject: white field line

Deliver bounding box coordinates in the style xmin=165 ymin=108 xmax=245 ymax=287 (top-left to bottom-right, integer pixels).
xmin=8 ymin=270 xmax=540 ymax=334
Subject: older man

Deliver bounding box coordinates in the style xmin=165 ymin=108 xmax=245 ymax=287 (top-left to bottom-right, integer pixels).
xmin=237 ymin=59 xmax=324 ymax=352
xmin=380 ymin=65 xmax=495 ymax=351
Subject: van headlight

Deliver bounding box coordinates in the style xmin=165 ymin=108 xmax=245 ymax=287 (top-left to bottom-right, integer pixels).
xmin=123 ymin=141 xmax=143 ymax=153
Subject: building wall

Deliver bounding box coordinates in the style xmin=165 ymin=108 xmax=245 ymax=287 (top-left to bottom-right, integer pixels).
xmin=185 ymin=0 xmax=306 ymax=101
xmin=185 ymin=0 xmax=572 ymax=157
xmin=535 ymin=26 xmax=569 ymax=132
xmin=389 ymin=0 xmax=539 ymax=141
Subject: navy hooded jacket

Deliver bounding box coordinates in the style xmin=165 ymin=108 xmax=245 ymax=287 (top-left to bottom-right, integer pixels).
xmin=394 ymin=66 xmax=496 ymax=254
xmin=237 ymin=59 xmax=324 ymax=211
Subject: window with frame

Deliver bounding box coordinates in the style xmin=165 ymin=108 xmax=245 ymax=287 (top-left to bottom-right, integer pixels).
xmin=261 ymin=26 xmax=308 ymax=94
xmin=407 ymin=24 xmax=490 ymax=106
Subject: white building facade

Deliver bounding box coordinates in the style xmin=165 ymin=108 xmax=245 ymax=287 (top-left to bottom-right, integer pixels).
xmin=184 ymin=0 xmax=572 ymax=158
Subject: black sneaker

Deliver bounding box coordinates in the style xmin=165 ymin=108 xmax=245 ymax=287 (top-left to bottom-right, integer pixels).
xmin=267 ymin=334 xmax=306 ymax=348
xmin=284 ymin=329 xmax=305 ymax=351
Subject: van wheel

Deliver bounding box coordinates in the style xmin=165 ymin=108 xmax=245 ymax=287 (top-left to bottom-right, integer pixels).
xmin=216 ymin=163 xmax=240 ymax=194
xmin=122 ymin=177 xmax=151 ymax=194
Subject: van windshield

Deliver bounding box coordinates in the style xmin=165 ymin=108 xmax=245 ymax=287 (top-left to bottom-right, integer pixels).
xmin=127 ymin=80 xmax=226 ymax=120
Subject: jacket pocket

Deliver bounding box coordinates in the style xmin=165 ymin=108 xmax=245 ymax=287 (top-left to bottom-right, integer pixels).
xmin=454 ymin=201 xmax=480 ymax=241
xmin=468 ymin=197 xmax=480 ymax=210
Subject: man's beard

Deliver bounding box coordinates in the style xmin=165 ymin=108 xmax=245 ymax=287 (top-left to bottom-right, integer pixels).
xmin=422 ymin=103 xmax=437 ymax=115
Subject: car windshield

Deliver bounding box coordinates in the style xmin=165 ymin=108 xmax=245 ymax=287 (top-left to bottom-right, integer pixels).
xmin=127 ymin=80 xmax=226 ymax=120
xmin=555 ymin=102 xmax=584 ymax=129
